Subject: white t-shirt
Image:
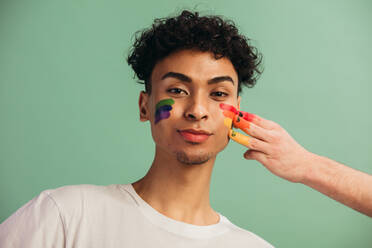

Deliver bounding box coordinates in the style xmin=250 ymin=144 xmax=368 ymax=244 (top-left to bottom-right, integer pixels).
xmin=0 ymin=183 xmax=274 ymax=247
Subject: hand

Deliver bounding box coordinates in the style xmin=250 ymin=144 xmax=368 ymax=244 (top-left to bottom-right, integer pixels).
xmin=220 ymin=103 xmax=314 ymax=183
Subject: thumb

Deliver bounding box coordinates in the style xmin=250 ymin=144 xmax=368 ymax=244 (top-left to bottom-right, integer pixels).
xmin=243 ymin=150 xmax=253 ymax=160
xmin=244 ymin=149 xmax=266 ymax=163
xmin=244 ymin=149 xmax=255 ymax=160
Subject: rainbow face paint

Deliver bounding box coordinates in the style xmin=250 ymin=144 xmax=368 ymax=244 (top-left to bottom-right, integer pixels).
xmin=220 ymin=103 xmax=255 ymax=122
xmin=155 ymin=98 xmax=175 ymax=124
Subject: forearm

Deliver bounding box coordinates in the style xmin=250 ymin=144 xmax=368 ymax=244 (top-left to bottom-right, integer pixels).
xmin=301 ymin=153 xmax=372 ymax=218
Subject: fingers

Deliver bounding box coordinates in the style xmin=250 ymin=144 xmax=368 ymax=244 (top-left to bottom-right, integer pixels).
xmin=229 ymin=129 xmax=250 ymax=147
xmin=220 ymin=103 xmax=254 ymax=122
xmin=223 ymin=111 xmax=270 ymax=143
xmin=235 ymin=109 xmax=255 ymax=122
xmin=245 ymin=112 xmax=276 ymax=130
xmin=232 ymin=114 xmax=271 ymax=142
xmin=243 ymin=149 xmax=267 ymax=163
xmin=220 ymin=103 xmax=277 ymax=130
xmin=231 ymin=114 xmax=251 ymax=132
xmin=229 ymin=129 xmax=270 ymax=154
xmin=239 ymin=109 xmax=280 ymax=131
xmin=221 ymin=103 xmax=276 ymax=154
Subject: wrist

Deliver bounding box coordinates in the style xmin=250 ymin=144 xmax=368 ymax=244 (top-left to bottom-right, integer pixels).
xmin=299 ymin=152 xmax=325 ymax=185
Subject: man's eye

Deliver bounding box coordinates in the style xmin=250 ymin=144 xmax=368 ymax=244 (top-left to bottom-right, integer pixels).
xmin=211 ymin=91 xmax=228 ymax=97
xmin=167 ymin=88 xmax=187 ymax=95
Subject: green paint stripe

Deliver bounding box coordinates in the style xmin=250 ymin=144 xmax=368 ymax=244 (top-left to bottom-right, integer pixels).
xmin=155 ymin=98 xmax=175 ymax=110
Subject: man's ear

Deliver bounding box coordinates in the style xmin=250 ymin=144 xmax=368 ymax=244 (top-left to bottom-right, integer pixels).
xmin=139 ymin=91 xmax=150 ymax=122
xmin=237 ymin=95 xmax=241 ymax=110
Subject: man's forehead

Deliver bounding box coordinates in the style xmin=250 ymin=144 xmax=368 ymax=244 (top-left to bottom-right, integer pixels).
xmin=151 ymin=49 xmax=238 ymax=83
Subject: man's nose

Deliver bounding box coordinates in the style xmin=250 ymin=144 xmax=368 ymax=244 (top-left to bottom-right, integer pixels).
xmin=184 ymin=97 xmax=209 ymax=121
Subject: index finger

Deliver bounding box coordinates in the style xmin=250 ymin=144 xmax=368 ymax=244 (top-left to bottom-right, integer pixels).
xmin=222 ymin=110 xmax=250 ymax=133
xmin=220 ymin=103 xmax=274 ymax=130
xmin=220 ymin=103 xmax=254 ymax=121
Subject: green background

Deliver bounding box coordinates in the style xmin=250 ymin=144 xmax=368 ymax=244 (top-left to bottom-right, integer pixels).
xmin=1 ymin=0 xmax=371 ymax=247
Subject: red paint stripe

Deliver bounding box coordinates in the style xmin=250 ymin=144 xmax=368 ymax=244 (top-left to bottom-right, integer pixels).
xmin=219 ymin=103 xmax=238 ymax=115
xmin=220 ymin=103 xmax=255 ymax=122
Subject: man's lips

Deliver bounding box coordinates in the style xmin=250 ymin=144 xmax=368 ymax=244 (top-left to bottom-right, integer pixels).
xmin=177 ymin=129 xmax=212 ymax=143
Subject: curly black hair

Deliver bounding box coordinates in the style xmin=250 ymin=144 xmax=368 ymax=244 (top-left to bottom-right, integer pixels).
xmin=126 ymin=10 xmax=263 ymax=95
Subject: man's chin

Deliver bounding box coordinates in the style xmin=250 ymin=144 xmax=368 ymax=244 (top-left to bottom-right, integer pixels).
xmin=175 ymin=150 xmax=214 ymax=165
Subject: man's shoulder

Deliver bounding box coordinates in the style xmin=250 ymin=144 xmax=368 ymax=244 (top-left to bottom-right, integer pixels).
xmin=44 ymin=184 xmax=111 ymax=198
xmin=40 ymin=184 xmax=101 ymax=201
xmin=41 ymin=183 xmax=132 ymax=212
xmin=222 ymin=217 xmax=275 ymax=248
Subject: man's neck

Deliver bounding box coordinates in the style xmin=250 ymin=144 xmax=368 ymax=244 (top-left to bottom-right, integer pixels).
xmin=131 ymin=147 xmax=220 ymax=226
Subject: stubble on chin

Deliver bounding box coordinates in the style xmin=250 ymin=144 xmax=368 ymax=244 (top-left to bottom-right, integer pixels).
xmin=175 ymin=150 xmax=214 ymax=165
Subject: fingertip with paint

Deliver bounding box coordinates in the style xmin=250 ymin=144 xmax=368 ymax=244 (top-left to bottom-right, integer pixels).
xmin=233 ymin=114 xmax=250 ymax=130
xmin=219 ymin=103 xmax=238 ymax=114
xmin=224 ymin=117 xmax=233 ymax=128
xmin=229 ymin=129 xmax=250 ymax=147
xmin=222 ymin=110 xmax=235 ymax=120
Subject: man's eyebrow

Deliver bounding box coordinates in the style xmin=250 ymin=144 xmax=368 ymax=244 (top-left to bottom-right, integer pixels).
xmin=207 ymin=76 xmax=234 ymax=85
xmin=161 ymin=72 xmax=191 ymax=82
xmin=161 ymin=72 xmax=234 ymax=85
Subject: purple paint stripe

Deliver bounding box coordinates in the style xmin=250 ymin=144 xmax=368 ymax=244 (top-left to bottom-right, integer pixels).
xmin=155 ymin=110 xmax=170 ymax=124
xmin=156 ymin=105 xmax=172 ymax=114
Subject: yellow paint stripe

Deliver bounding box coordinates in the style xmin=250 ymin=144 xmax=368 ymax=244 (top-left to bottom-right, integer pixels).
xmin=224 ymin=117 xmax=233 ymax=128
xmin=229 ymin=129 xmax=250 ymax=147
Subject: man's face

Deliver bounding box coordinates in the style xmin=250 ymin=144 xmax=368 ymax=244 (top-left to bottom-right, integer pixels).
xmin=139 ymin=49 xmax=240 ymax=165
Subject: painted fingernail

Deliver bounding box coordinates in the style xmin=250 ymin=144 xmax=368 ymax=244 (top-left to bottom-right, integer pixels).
xmin=231 ymin=130 xmax=237 ymax=137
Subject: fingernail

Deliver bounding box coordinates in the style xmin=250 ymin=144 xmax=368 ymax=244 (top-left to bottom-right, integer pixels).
xmin=231 ymin=130 xmax=237 ymax=137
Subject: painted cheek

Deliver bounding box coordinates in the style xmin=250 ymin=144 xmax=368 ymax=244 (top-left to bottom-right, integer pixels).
xmin=154 ymin=98 xmax=175 ymax=124
xmin=222 ymin=111 xmax=234 ymax=129
xmin=224 ymin=118 xmax=233 ymax=128
xmin=222 ymin=110 xmax=235 ymax=120
xmin=220 ymin=103 xmax=238 ymax=115
xmin=155 ymin=106 xmax=172 ymax=124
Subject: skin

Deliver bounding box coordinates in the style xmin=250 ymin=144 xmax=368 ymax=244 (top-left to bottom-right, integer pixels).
xmin=132 ymin=48 xmax=240 ymax=225
xmin=224 ymin=104 xmax=372 ymax=218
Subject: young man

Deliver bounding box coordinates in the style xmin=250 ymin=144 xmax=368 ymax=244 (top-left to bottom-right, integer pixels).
xmin=2 ymin=8 xmax=372 ymax=248
xmin=0 ymin=10 xmax=275 ymax=247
